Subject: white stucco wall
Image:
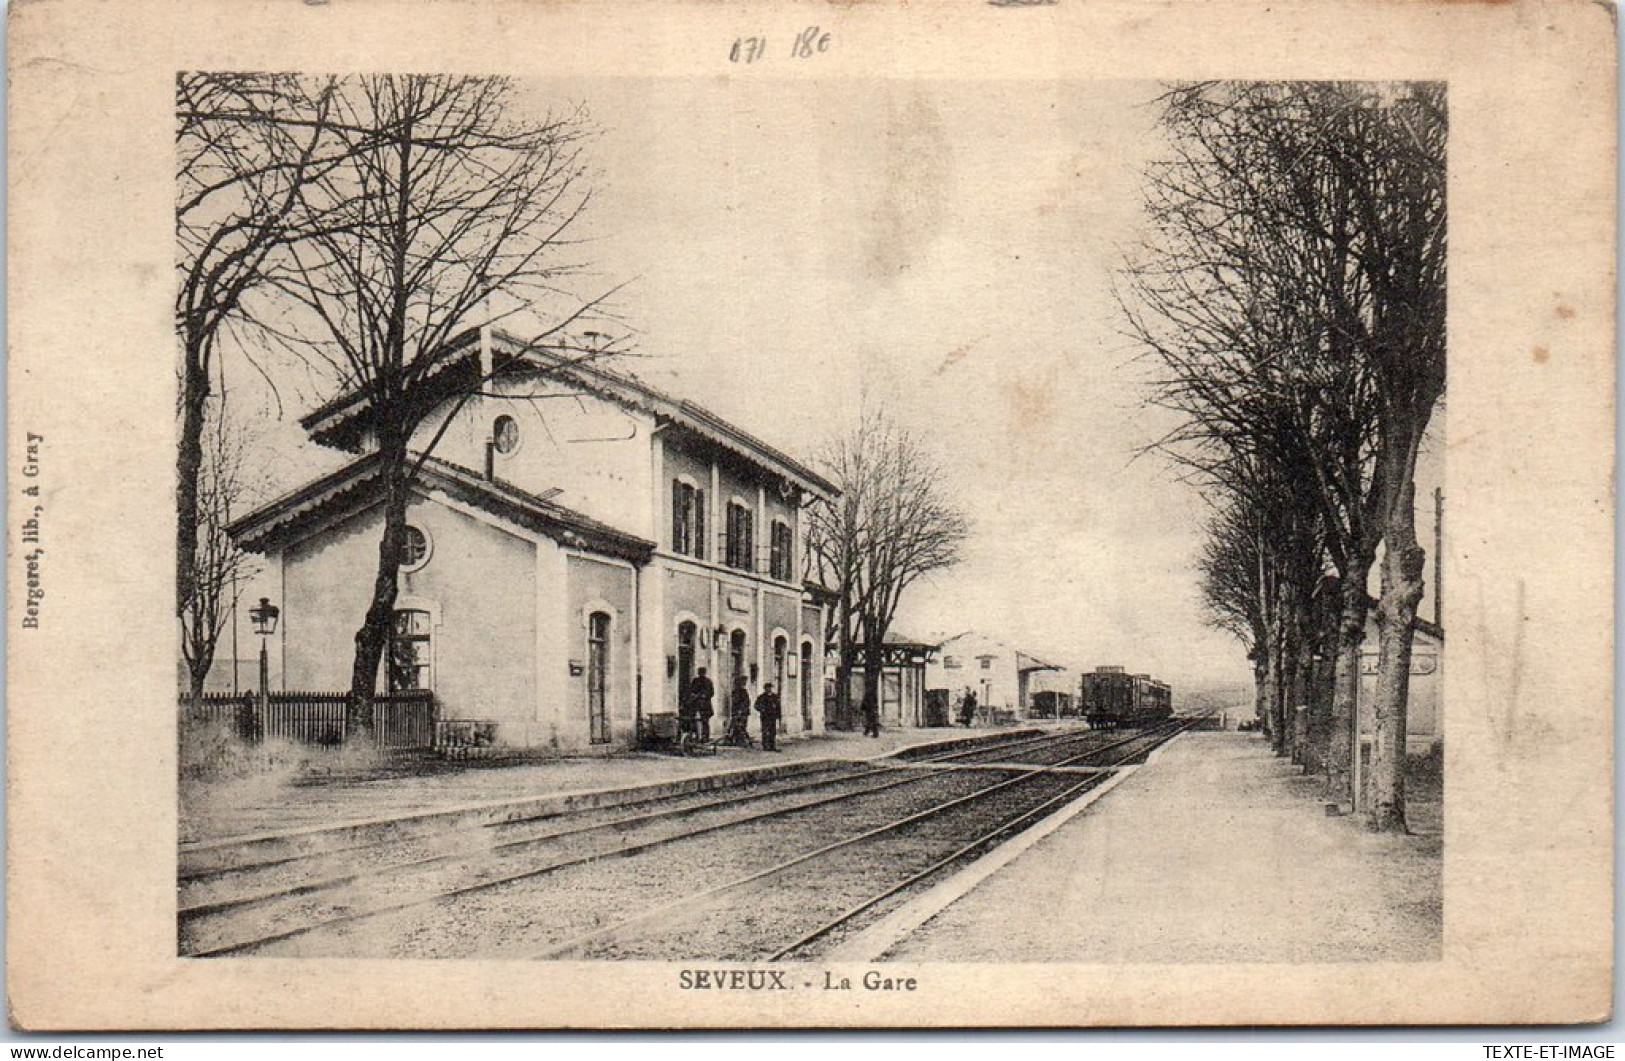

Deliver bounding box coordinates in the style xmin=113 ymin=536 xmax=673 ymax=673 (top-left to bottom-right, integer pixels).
xmin=276 ymin=493 xmax=539 ymax=742
xmin=411 ymin=377 xmax=655 ymax=538
xmin=927 ymin=633 xmax=1021 ymax=711
xmin=554 ymin=553 xmax=639 ymax=750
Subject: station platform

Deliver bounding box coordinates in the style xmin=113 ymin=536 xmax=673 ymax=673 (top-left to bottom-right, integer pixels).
xmin=867 ymin=730 xmax=1443 ymax=964
xmin=179 ymin=723 xmax=1040 ymax=849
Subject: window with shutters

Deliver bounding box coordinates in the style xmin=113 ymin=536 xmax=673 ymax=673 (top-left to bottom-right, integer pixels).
xmin=725 ymin=501 xmax=754 ymax=571
xmin=769 ymin=520 xmax=793 ymax=581
xmin=671 ymin=479 xmax=706 ymax=559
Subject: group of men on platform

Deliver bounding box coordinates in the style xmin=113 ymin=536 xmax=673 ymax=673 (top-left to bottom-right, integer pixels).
xmin=678 ymin=667 xmax=783 ymax=751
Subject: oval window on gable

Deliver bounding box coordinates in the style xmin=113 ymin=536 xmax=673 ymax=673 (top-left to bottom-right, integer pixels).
xmin=401 ymin=525 xmax=431 ymax=571
xmin=493 ymin=414 xmax=521 ymax=455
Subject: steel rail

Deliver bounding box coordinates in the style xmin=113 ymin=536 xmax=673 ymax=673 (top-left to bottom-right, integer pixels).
xmin=531 ymin=723 xmax=1181 ymax=960
xmin=181 ymin=727 xmax=1099 ymax=917
xmin=186 ymin=727 xmax=1126 ymax=956
xmin=180 ymin=726 xmax=1067 ymax=885
xmin=765 ymin=716 xmax=1204 ymax=960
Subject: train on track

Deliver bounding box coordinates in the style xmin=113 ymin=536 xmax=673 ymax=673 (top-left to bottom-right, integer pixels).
xmin=1080 ymin=666 xmax=1172 ymax=729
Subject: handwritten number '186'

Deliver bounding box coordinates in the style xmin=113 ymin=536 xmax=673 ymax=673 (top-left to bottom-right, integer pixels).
xmin=729 ymin=28 xmax=831 ymax=63
xmin=790 ymin=26 xmax=832 ymax=57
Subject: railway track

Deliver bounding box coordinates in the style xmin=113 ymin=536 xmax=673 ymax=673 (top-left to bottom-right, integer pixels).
xmin=542 ymin=719 xmax=1197 ymax=961
xmin=182 ymin=721 xmax=1195 ymax=958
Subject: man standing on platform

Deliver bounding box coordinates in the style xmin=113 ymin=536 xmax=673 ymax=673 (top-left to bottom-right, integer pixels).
xmin=959 ymin=688 xmax=978 ymax=728
xmin=728 ymin=673 xmax=752 ymax=746
xmin=686 ymin=667 xmax=715 ymax=742
xmin=755 ymin=682 xmax=782 ymax=751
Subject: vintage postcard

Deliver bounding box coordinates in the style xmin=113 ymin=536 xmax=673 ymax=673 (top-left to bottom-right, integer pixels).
xmin=6 ymin=0 xmax=1614 ymax=1031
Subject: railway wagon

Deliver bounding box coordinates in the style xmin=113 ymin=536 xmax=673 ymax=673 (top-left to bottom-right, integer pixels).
xmin=1081 ymin=667 xmax=1135 ymax=728
xmin=1082 ymin=667 xmax=1172 ymax=727
xmin=1132 ymin=674 xmax=1173 ymax=725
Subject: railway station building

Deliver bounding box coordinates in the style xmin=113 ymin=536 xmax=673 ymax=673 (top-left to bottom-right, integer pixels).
xmin=924 ymin=631 xmax=1063 ymax=723
xmin=229 ymin=328 xmax=838 ymax=755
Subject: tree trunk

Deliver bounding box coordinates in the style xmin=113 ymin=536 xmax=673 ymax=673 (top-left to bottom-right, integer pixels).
xmin=1292 ymin=645 xmax=1316 ymax=765
xmin=177 ymin=335 xmax=208 ymax=618
xmin=1370 ymin=478 xmax=1426 ymax=833
xmin=1283 ymin=607 xmax=1315 ymax=766
xmin=348 ymin=112 xmax=418 ymax=732
xmin=1280 ymin=646 xmax=1301 ymax=764
xmin=1260 ymin=581 xmax=1286 ymax=754
xmin=186 ymin=655 xmax=208 ymax=708
xmin=1310 ymin=603 xmax=1340 ymax=775
xmin=1262 ymin=627 xmax=1284 ymax=755
xmin=348 ymin=437 xmax=410 ymax=728
xmin=1251 ymin=654 xmax=1269 ymax=737
xmin=1325 ymin=572 xmax=1373 ymax=804
xmin=833 ymin=644 xmax=858 ymax=731
xmin=861 ymin=642 xmax=885 ymax=731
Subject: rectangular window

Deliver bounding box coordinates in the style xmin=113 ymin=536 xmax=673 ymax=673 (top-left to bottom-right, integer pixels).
xmin=694 ymin=488 xmax=705 ymax=559
xmin=979 ymin=656 xmax=993 ymax=670
xmin=671 ymin=481 xmax=706 ymax=560
xmin=726 ymin=502 xmax=754 ymax=571
xmin=943 ymin=655 xmax=962 ymax=670
xmin=769 ymin=520 xmax=793 ymax=581
xmin=672 ymin=480 xmax=686 ymax=554
xmin=389 ymin=609 xmax=433 ymax=692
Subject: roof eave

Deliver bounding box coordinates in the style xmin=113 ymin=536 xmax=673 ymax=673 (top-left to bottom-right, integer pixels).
xmin=228 ymin=454 xmax=656 ymax=565
xmin=298 ymin=329 xmax=840 ymax=499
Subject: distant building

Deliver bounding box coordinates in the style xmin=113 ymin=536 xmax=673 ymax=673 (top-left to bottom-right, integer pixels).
xmin=1027 ymin=668 xmax=1078 ymax=718
xmin=925 ymin=632 xmax=1062 ymax=721
xmin=1356 ymin=616 xmax=1444 ymax=758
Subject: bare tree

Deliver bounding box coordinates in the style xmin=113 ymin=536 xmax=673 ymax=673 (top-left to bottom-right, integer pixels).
xmin=180 ymin=396 xmax=260 ymax=705
xmin=808 ymin=412 xmax=969 ymax=730
xmin=1352 ymin=86 xmax=1447 ymax=832
xmin=273 ymin=74 xmax=624 ymax=716
xmin=1193 ymin=451 xmax=1332 ymax=762
xmin=175 ymin=73 xmax=350 ymax=620
xmin=1128 ymin=81 xmax=1445 ymax=824
xmin=1127 ymin=104 xmax=1379 ymax=783
xmin=1196 ymin=503 xmax=1271 ymax=730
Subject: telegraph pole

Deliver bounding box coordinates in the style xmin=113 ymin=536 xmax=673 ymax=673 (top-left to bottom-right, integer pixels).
xmin=1433 ymin=487 xmax=1444 ymax=627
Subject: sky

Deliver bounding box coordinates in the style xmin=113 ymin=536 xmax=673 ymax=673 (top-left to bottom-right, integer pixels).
xmin=225 ymin=76 xmax=1445 ymax=695
xmin=559 ymin=76 xmax=1250 ymax=689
